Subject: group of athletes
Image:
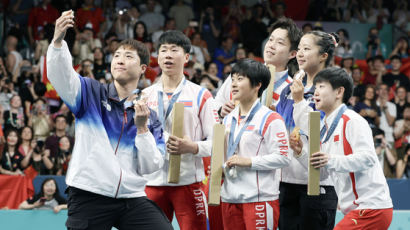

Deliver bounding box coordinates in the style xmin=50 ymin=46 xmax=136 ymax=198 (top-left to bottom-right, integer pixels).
xmin=47 ymin=10 xmax=393 ymax=230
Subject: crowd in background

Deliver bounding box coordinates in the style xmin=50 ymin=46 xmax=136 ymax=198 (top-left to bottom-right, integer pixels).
xmin=0 ymin=0 xmax=409 ymax=187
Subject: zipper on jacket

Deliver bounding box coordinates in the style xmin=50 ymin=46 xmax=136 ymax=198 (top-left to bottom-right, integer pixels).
xmin=114 ymin=110 xmax=127 ymax=198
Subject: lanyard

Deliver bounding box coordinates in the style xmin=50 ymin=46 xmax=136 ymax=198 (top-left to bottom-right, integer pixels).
xmin=227 ymin=102 xmax=262 ymax=158
xmin=157 ymin=79 xmax=186 ymax=125
xmin=261 ymin=72 xmax=288 ymax=104
xmin=273 ymin=72 xmax=289 ymax=91
xmin=320 ymin=105 xmax=347 ymax=143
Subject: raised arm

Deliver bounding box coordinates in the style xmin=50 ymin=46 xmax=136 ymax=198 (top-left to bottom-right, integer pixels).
xmin=46 ymin=10 xmax=81 ymax=113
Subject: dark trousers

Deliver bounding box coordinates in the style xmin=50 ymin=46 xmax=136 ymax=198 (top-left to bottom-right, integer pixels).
xmin=278 ymin=182 xmax=338 ymax=230
xmin=65 ymin=187 xmax=173 ymax=230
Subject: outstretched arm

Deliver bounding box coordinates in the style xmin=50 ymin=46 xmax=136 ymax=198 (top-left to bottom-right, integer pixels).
xmin=47 ymin=10 xmax=82 ymax=114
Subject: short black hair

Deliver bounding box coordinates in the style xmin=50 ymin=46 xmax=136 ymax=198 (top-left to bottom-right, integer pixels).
xmin=116 ymin=39 xmax=150 ymax=65
xmin=231 ymin=59 xmax=271 ymax=97
xmin=373 ymin=55 xmax=385 ymax=63
xmin=270 ymin=17 xmax=303 ymax=52
xmin=390 ymin=55 xmax=402 ymax=62
xmin=372 ymin=127 xmax=385 ymax=137
xmin=306 ymin=31 xmax=340 ymax=67
xmin=313 ymin=67 xmax=353 ymax=104
xmin=54 ymin=114 xmax=67 ymax=123
xmin=157 ymin=30 xmax=191 ymax=54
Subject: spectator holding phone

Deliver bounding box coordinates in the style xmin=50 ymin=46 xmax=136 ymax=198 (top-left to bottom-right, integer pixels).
xmin=18 ymin=178 xmax=67 ymax=213
xmin=26 ymin=139 xmax=53 ymax=175
xmin=28 ymin=99 xmax=52 ymax=141
xmin=373 ymin=128 xmax=397 ymax=178
xmin=52 ymin=136 xmax=72 ymax=175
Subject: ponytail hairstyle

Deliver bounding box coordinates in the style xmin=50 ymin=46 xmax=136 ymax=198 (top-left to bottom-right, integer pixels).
xmin=306 ymin=31 xmax=340 ymax=67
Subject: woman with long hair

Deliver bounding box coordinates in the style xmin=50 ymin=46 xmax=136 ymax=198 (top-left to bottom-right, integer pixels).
xmin=18 ymin=178 xmax=67 ymax=213
xmin=0 ymin=128 xmax=30 ymax=175
xmin=277 ymin=31 xmax=340 ymax=230
xmin=353 ymin=84 xmax=381 ymax=128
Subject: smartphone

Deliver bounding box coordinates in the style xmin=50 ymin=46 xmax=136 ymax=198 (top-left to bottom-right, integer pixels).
xmin=189 ymin=21 xmax=198 ymax=27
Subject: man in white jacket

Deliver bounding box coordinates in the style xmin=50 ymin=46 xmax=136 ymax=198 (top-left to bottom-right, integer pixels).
xmin=293 ymin=67 xmax=393 ymax=230
xmin=47 ymin=10 xmax=172 ymax=230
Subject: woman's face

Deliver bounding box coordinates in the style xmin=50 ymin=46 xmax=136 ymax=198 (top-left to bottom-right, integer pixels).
xmin=7 ymin=131 xmax=18 ymax=146
xmin=365 ymin=87 xmax=375 ymax=100
xmin=43 ymin=180 xmax=57 ymax=197
xmin=59 ymin=137 xmax=70 ymax=151
xmin=207 ymin=63 xmax=218 ymax=76
xmin=94 ymin=49 xmax=103 ymax=60
xmin=10 ymin=96 xmax=21 ymax=108
xmin=297 ymin=34 xmax=325 ymax=73
xmin=136 ymin=24 xmax=145 ymax=37
xmin=21 ymin=127 xmax=32 ymax=141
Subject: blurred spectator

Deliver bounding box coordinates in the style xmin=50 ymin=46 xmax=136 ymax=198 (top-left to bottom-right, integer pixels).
xmin=241 ymin=4 xmax=268 ymax=57
xmin=353 ymin=85 xmax=380 ymax=128
xmin=377 ymin=84 xmax=397 ymax=144
xmin=133 ymin=21 xmax=150 ymax=43
xmin=372 ymin=0 xmax=390 ymax=24
xmin=102 ymin=32 xmax=118 ymax=64
xmin=199 ymin=6 xmax=221 ymax=56
xmin=3 ymin=95 xmax=25 ymax=131
xmin=52 ymin=136 xmax=72 ymax=175
xmin=221 ymin=0 xmax=244 ymax=42
xmin=393 ymin=86 xmax=408 ymax=120
xmin=33 ymin=24 xmax=54 ymax=63
xmin=45 ymin=115 xmax=74 ymax=159
xmin=394 ymin=104 xmax=410 ymax=178
xmin=72 ymin=26 xmax=103 ymax=65
xmin=213 ymin=36 xmax=235 ymax=79
xmin=272 ymin=1 xmax=287 ymax=21
xmin=75 ymin=0 xmax=106 ymax=39
xmin=0 ymin=78 xmax=15 ymax=112
xmin=204 ymin=62 xmax=222 ymax=87
xmin=113 ymin=7 xmax=133 ymax=40
xmin=4 ymin=34 xmax=23 ymax=75
xmin=92 ymin=47 xmax=108 ymax=81
xmin=27 ymin=0 xmax=59 ymax=47
xmin=382 ymin=55 xmax=410 ymax=90
xmin=365 ymin=55 xmax=385 ymax=85
xmin=199 ymin=74 xmax=217 ymax=96
xmin=18 ymin=126 xmax=34 ymax=156
xmin=0 ymin=128 xmax=30 ymax=175
xmin=0 ymin=58 xmax=9 ymax=80
xmin=104 ymin=38 xmax=120 ymax=67
xmin=340 ymin=56 xmax=354 ymax=77
xmin=18 ymin=178 xmax=67 ymax=212
xmin=139 ymin=0 xmax=163 ymax=14
xmin=302 ymin=23 xmax=313 ymax=34
xmin=222 ymin=64 xmax=233 ymax=81
xmin=77 ymin=59 xmax=95 ymax=79
xmin=373 ymin=128 xmax=397 ymax=178
xmin=392 ymin=0 xmax=409 ymax=31
xmin=190 ymin=32 xmax=211 ymax=67
xmin=152 ymin=18 xmax=176 ymax=48
xmin=335 ymin=28 xmax=353 ymax=58
xmin=351 ymin=66 xmax=365 ymax=107
xmin=324 ymin=0 xmax=341 ymax=21
xmin=231 ymin=46 xmax=247 ymax=67
xmin=365 ymin=27 xmax=387 ymax=59
xmin=169 ymin=0 xmax=194 ymax=31
xmin=123 ymin=6 xmax=141 ymax=39
xmin=140 ymin=0 xmax=165 ymax=34
xmin=26 ymin=137 xmax=53 ymax=175
xmin=8 ymin=0 xmax=35 ymax=28
xmin=389 ymin=37 xmax=409 ymax=59
xmin=28 ymin=98 xmax=51 ymax=141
